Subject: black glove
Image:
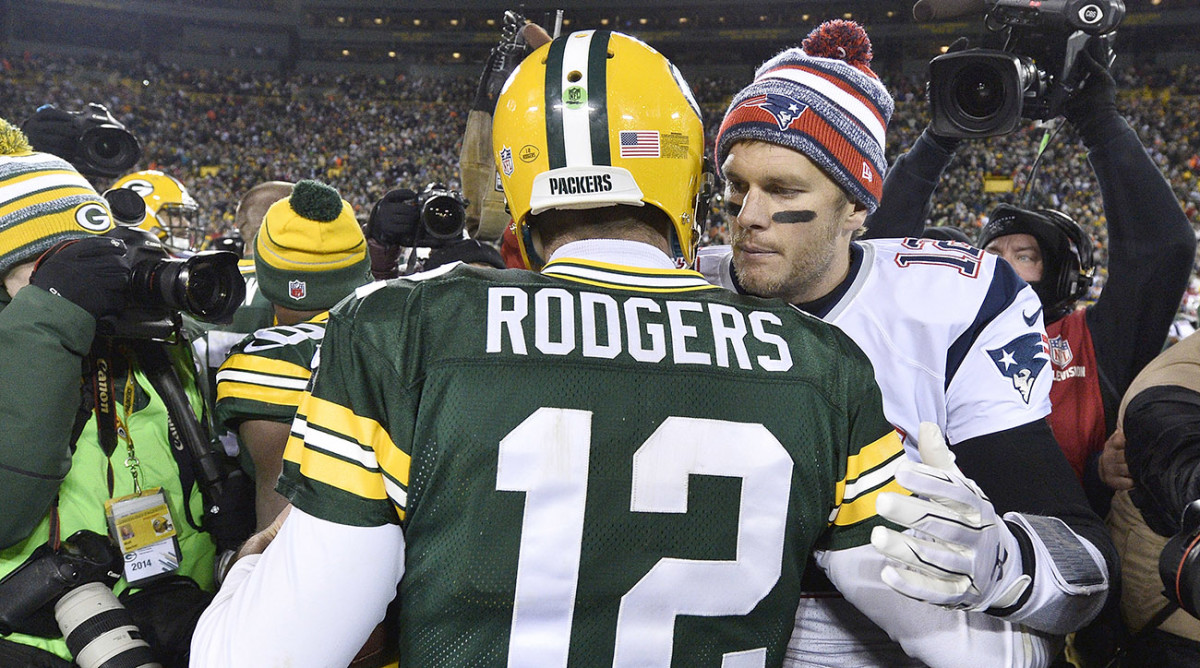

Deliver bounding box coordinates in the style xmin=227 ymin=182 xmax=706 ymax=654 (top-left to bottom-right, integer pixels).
xmin=1062 ymin=48 xmax=1120 ymax=144
xmin=120 ymin=575 xmax=215 ymax=668
xmin=30 ymin=236 xmax=130 ymax=318
xmin=365 ymin=188 xmax=421 ymax=247
xmin=471 ymin=10 xmax=532 ymax=112
xmin=20 ymin=105 xmax=78 ymax=163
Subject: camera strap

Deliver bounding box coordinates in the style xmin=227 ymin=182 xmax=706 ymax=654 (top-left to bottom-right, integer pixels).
xmin=90 ymin=339 xmax=124 ymax=498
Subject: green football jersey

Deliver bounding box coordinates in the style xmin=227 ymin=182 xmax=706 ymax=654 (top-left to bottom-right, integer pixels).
xmin=279 ymin=258 xmax=907 ymax=668
xmin=214 ymin=311 xmax=327 ymax=430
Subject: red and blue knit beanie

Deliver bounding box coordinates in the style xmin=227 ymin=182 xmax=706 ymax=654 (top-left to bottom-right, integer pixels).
xmin=715 ymin=20 xmax=894 ymax=212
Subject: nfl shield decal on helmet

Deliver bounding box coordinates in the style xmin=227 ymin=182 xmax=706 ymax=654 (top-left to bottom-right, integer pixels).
xmin=289 ymin=279 xmax=307 ymax=300
xmin=499 ymin=146 xmax=515 ymax=177
xmin=987 ymin=332 xmax=1051 ymax=404
xmin=1048 ymin=335 xmax=1073 ymax=368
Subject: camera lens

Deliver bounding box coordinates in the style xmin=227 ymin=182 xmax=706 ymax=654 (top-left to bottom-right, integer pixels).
xmin=130 ymin=252 xmax=245 ymax=324
xmin=79 ymin=127 xmax=142 ymax=178
xmin=952 ymin=63 xmax=1007 ymax=120
xmin=54 ymin=583 xmax=160 ymax=668
xmin=421 ymin=194 xmax=466 ymax=240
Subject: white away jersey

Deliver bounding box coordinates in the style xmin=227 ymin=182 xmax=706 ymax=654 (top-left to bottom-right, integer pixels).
xmin=697 ymin=238 xmax=1053 ymax=450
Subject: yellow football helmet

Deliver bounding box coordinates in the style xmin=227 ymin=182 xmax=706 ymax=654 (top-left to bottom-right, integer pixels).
xmin=111 ymin=170 xmax=202 ymax=253
xmin=492 ymin=30 xmax=706 ymax=269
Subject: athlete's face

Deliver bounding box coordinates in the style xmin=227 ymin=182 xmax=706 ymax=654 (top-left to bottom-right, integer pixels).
xmin=721 ymin=140 xmax=865 ymax=304
xmin=984 ymin=233 xmax=1044 ymax=283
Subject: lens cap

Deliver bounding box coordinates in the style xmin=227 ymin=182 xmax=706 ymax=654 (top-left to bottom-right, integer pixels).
xmin=104 ymin=187 xmax=148 ymax=226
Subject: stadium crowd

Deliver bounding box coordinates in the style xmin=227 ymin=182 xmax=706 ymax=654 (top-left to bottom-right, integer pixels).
xmin=2 ymin=24 xmax=1200 ymax=667
xmin=2 ymin=52 xmax=1198 ymax=256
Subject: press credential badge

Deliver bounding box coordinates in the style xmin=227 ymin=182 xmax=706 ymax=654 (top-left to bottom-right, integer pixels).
xmin=104 ymin=487 xmax=181 ymax=584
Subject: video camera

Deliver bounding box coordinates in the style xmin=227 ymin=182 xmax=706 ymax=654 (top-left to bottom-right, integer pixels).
xmin=928 ymin=0 xmax=1124 ymax=138
xmin=99 ymin=188 xmax=245 ymax=341
xmin=21 ymin=103 xmax=142 ymax=178
xmin=367 ymin=183 xmax=468 ymax=250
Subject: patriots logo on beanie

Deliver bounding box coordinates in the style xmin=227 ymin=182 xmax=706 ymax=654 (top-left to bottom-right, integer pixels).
xmin=254 ymin=179 xmax=370 ymax=311
xmin=739 ymin=94 xmax=811 ymax=132
xmin=716 ymin=20 xmax=894 ymax=213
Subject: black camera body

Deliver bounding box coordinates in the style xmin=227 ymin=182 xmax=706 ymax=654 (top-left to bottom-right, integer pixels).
xmin=0 ymin=530 xmax=121 ymax=638
xmin=99 ymin=225 xmax=246 ymax=341
xmin=928 ymin=0 xmax=1124 ymax=138
xmin=22 ymin=103 xmax=142 ymax=178
xmin=368 ymin=184 xmax=468 ymax=251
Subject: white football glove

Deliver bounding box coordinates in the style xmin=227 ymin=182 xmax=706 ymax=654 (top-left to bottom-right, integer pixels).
xmin=871 ymin=423 xmax=1031 ymax=612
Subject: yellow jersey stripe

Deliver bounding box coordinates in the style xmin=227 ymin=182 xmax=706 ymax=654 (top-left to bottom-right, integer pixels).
xmin=832 ymin=478 xmax=910 ymax=527
xmin=220 ymin=353 xmax=313 ymax=380
xmin=544 ymin=274 xmax=723 ymax=293
xmin=296 ymin=395 xmax=411 ymax=488
xmin=283 ymin=433 xmax=388 ymax=501
xmin=215 ymin=380 xmax=305 ymax=408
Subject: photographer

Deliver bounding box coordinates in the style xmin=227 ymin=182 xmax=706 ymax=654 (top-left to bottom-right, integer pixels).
xmin=0 ymin=119 xmax=217 ymax=667
xmin=362 ymin=182 xmax=473 ymax=279
xmin=866 ymin=39 xmax=1196 ymax=514
xmin=1106 ymin=330 xmax=1200 ymax=666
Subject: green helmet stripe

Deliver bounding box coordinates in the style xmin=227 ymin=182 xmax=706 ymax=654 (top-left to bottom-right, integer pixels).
xmin=544 ymin=37 xmax=568 ymax=169
xmin=586 ymin=30 xmax=612 ymax=166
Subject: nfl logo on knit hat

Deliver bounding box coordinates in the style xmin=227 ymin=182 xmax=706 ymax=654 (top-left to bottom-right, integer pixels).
xmin=288 ymin=280 xmax=307 ymax=300
xmin=254 ymin=180 xmax=371 ymax=311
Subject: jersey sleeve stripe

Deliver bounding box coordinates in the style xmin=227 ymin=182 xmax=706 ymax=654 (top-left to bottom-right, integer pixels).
xmin=282 ymin=437 xmax=389 ymax=501
xmin=945 ymin=260 xmax=1024 ymax=389
xmin=292 ymin=418 xmax=381 ymax=470
xmin=216 ymin=368 xmax=310 ymax=391
xmin=841 ymin=448 xmax=904 ymax=503
xmin=285 ymin=394 xmax=413 ymax=505
xmin=215 ymin=380 xmax=305 ymax=408
xmin=831 ymin=430 xmax=910 ymax=528
xmin=838 ymin=431 xmax=904 ymax=491
xmin=220 ymin=353 xmax=313 ymax=380
xmin=831 ymin=478 xmax=910 ymax=527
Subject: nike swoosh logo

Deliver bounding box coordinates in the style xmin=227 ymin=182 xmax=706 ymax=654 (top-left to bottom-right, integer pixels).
xmin=1022 ymin=307 xmax=1042 ymax=327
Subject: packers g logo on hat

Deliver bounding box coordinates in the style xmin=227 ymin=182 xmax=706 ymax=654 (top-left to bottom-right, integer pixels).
xmin=0 ymin=151 xmax=114 ymax=278
xmin=492 ymin=30 xmax=705 ymax=270
xmin=75 ymin=202 xmax=113 ymax=232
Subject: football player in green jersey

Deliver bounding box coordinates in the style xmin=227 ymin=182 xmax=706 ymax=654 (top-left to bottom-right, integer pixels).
xmin=192 ymin=30 xmax=934 ymax=667
xmin=213 ymin=180 xmax=371 ymax=531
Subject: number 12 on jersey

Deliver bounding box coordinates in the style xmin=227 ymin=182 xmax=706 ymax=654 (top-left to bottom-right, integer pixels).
xmin=497 ymin=407 xmax=795 ymax=667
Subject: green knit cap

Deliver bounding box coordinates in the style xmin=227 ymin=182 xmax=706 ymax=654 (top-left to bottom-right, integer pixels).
xmin=254 ymin=180 xmax=370 ymax=311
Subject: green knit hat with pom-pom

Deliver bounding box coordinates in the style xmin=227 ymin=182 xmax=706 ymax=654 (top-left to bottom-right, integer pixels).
xmin=254 ymin=179 xmax=370 ymax=311
xmin=0 ymin=117 xmax=113 ymax=284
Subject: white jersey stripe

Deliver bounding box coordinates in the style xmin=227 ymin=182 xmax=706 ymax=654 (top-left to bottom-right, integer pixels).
xmin=216 ymin=369 xmax=309 ymax=390
xmin=294 ymin=418 xmax=380 ymax=470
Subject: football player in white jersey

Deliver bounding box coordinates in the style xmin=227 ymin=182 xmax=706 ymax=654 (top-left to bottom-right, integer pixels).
xmin=697 ymin=21 xmax=1117 ymax=668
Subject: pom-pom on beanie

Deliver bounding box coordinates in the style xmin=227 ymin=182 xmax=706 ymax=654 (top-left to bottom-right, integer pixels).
xmin=715 ymin=20 xmax=894 ymax=212
xmin=254 ymin=179 xmax=370 ymax=311
xmin=0 ymin=117 xmax=114 ymax=281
